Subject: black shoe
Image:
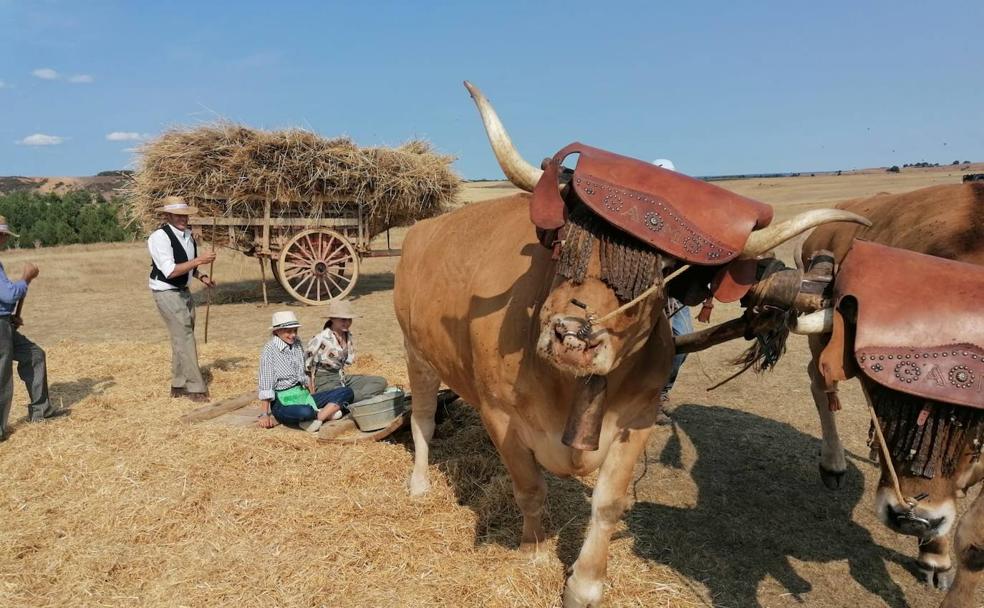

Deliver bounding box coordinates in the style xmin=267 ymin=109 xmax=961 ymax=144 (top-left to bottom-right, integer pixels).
xmin=170 ymin=387 xmax=185 ymax=398
xmin=28 ymin=407 xmax=70 ymax=423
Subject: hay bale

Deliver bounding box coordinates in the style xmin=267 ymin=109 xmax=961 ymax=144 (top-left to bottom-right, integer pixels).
xmin=124 ymin=122 xmax=460 ymax=241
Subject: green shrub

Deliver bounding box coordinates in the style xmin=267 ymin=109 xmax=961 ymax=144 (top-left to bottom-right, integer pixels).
xmin=0 ymin=191 xmax=140 ymax=248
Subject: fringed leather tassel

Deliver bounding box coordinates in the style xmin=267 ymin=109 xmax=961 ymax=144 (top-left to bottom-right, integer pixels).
xmin=826 ymin=390 xmax=842 ymax=412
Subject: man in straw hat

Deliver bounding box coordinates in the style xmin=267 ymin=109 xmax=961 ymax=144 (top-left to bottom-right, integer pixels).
xmin=147 ymin=196 xmax=216 ymax=403
xmin=0 ymin=216 xmax=56 ymax=442
xmin=306 ymin=299 xmax=387 ymax=402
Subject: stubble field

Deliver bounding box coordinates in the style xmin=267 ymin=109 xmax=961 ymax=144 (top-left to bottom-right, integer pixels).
xmin=0 ymin=165 xmax=981 ymax=607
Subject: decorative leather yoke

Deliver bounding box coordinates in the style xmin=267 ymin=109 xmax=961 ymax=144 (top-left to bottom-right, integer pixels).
xmin=836 ymin=240 xmax=984 ymax=409
xmin=532 ymin=142 xmax=774 ymax=265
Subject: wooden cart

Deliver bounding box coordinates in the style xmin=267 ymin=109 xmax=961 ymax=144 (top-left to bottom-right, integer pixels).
xmin=189 ymin=198 xmax=400 ymax=305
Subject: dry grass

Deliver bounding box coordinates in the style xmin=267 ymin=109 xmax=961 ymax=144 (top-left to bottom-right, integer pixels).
xmin=125 ymin=123 xmax=460 ymax=240
xmin=0 ymin=172 xmax=980 ymax=607
xmin=0 ymin=340 xmax=699 ymax=608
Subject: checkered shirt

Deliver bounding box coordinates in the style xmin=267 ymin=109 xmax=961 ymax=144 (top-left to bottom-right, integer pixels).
xmin=258 ymin=336 xmax=309 ymax=400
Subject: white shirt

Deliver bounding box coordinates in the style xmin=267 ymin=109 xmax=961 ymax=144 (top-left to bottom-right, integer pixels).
xmin=147 ymin=224 xmax=196 ymax=291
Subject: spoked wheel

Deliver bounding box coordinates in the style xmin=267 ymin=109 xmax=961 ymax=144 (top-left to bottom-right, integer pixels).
xmin=275 ymin=229 xmax=359 ymax=305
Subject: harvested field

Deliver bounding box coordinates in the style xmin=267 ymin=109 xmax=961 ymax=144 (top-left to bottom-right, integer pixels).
xmin=0 ymin=167 xmax=981 ymax=607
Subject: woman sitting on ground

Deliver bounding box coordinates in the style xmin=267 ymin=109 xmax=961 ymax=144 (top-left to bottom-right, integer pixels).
xmin=306 ymin=299 xmax=386 ymax=403
xmin=257 ymin=311 xmax=354 ymax=433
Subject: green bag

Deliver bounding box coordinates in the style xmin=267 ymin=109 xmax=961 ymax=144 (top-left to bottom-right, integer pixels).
xmin=275 ymin=385 xmax=317 ymax=411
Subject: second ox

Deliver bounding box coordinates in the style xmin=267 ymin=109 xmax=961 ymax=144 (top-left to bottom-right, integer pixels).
xmin=799 ymin=182 xmax=984 ymax=607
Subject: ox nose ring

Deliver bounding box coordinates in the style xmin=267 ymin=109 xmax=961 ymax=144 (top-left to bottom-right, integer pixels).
xmin=568 ymin=300 xmax=596 ymax=340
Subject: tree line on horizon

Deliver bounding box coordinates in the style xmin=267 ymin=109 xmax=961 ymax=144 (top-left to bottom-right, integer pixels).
xmin=0 ymin=191 xmax=139 ymax=248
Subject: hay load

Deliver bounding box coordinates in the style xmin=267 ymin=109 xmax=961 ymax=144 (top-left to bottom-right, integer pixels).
xmin=126 ymin=122 xmax=460 ymax=239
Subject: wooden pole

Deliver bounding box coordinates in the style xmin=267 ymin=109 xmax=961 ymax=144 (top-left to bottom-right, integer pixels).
xmin=204 ymin=217 xmax=217 ymax=344
xmin=12 ymin=293 xmax=25 ymax=326
xmin=259 ymin=256 xmax=269 ymax=306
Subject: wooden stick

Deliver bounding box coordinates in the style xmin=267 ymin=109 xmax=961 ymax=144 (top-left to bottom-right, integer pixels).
xmin=181 ymin=392 xmax=256 ymax=423
xmin=259 ymin=256 xmax=269 ymax=306
xmin=673 ymin=316 xmax=750 ymax=354
xmin=204 ymin=217 xmax=217 ymax=344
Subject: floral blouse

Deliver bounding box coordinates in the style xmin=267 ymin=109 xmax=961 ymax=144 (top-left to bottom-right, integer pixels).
xmin=305 ymin=328 xmax=356 ymax=372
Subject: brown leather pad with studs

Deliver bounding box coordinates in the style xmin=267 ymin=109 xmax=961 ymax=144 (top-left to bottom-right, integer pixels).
xmin=532 ymin=142 xmax=774 ymax=265
xmin=836 ymin=240 xmax=984 ymax=408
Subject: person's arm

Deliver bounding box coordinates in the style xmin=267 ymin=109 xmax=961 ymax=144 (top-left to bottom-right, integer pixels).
xmin=257 ymin=348 xmax=278 ymax=428
xmin=0 ymin=267 xmax=27 ymax=305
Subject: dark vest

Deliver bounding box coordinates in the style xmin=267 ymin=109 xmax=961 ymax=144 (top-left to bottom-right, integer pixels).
xmin=149 ymin=224 xmax=197 ymax=288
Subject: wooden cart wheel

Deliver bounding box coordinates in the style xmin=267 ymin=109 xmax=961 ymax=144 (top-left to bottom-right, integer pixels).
xmin=275 ymin=229 xmax=359 ymax=305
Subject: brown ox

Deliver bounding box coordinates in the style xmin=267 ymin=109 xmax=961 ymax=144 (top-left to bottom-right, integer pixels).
xmin=801 ymin=182 xmax=984 ymax=606
xmin=394 ymin=83 xmax=864 ymax=607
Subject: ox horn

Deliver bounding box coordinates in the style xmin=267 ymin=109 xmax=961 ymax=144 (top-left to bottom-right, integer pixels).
xmin=464 ymin=81 xmax=543 ymax=192
xmin=790 ymin=308 xmax=834 ymax=335
xmin=740 ymin=210 xmax=871 ymax=259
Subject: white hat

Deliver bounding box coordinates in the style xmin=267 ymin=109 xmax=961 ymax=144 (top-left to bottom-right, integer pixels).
xmin=0 ymin=216 xmax=19 ymax=238
xmin=270 ymin=311 xmax=301 ymax=331
xmin=652 ymin=158 xmax=676 ymax=172
xmin=157 ymin=195 xmax=199 ymax=215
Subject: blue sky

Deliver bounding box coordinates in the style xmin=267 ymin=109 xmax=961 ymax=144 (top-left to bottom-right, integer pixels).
xmin=1 ymin=0 xmax=982 ymax=178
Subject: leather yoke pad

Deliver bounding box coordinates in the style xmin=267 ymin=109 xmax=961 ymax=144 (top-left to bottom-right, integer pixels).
xmin=836 ymin=240 xmax=984 ymax=409
xmin=531 ymin=142 xmax=774 ymax=266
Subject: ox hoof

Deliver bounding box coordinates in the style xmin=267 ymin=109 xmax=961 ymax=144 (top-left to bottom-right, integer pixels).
xmin=563 ymin=573 xmax=604 ymax=608
xmin=818 ymin=464 xmax=846 ymax=490
xmin=408 ymin=473 xmax=430 ymax=497
xmin=920 ymin=565 xmax=954 ymax=591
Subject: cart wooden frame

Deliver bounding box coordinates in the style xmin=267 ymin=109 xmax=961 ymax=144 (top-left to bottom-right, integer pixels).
xmin=189 ymin=199 xmax=400 ymax=305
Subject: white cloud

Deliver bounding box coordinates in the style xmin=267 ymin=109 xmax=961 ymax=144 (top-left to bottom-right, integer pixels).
xmin=0 ymin=80 xmax=6 ymax=88
xmin=106 ymin=131 xmax=145 ymax=141
xmin=32 ymin=68 xmax=59 ymax=80
xmin=18 ymin=133 xmax=65 ymax=146
xmin=68 ymin=74 xmax=94 ymax=84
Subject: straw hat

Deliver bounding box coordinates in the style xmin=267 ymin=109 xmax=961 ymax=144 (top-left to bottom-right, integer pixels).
xmin=323 ymin=299 xmax=357 ymax=320
xmin=0 ymin=216 xmax=19 ymax=238
xmin=270 ymin=310 xmax=302 ymax=331
xmin=157 ymin=195 xmax=199 ymax=215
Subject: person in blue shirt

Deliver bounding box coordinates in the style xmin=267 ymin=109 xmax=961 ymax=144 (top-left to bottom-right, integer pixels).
xmin=0 ymin=216 xmax=55 ymax=442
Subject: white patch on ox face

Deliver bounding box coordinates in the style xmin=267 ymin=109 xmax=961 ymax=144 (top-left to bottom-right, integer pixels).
xmin=875 ymin=486 xmax=956 ymax=540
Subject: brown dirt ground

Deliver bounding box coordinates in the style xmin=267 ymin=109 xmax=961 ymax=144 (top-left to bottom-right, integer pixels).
xmin=0 ymin=165 xmax=980 ymax=607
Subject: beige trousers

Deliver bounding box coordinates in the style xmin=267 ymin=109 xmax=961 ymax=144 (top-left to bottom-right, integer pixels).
xmin=152 ymin=289 xmax=206 ymax=393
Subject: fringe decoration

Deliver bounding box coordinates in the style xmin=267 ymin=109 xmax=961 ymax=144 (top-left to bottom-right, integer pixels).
xmin=861 ymin=376 xmax=984 ymax=479
xmin=556 ymin=202 xmax=662 ymax=302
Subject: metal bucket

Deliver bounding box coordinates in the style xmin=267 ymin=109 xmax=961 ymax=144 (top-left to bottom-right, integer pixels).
xmin=349 ymin=388 xmax=406 ymax=432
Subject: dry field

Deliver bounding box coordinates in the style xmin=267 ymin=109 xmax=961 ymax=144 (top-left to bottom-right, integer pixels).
xmin=0 ymin=165 xmax=981 ymax=607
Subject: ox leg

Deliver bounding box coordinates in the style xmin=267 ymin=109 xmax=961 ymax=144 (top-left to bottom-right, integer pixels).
xmin=407 ymin=342 xmax=441 ymax=497
xmin=807 ymin=335 xmax=847 ymax=489
xmin=477 ymin=405 xmax=548 ymax=551
xmin=916 ymin=535 xmax=954 ymax=591
xmin=941 ymin=490 xmax=984 ymax=608
xmin=564 ymin=419 xmax=655 ymax=608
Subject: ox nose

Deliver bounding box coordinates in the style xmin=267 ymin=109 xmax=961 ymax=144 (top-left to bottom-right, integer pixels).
xmin=884 ymin=505 xmax=945 ymax=537
xmin=552 ymin=317 xmax=597 ymax=352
